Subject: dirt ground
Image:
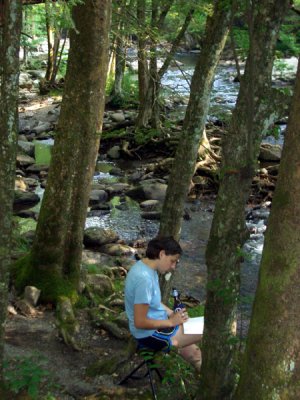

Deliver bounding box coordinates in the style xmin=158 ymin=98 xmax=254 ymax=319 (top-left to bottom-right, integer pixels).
xmin=4 ymin=305 xmax=152 ymax=400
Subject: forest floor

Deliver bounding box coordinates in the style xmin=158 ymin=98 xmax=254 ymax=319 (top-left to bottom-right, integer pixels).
xmin=4 ymin=303 xmax=154 ymax=400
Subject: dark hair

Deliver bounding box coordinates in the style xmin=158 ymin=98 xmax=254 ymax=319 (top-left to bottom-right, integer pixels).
xmin=145 ymin=236 xmax=182 ymax=260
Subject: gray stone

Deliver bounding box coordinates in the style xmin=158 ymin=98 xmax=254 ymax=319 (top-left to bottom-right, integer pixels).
xmin=13 ymin=190 xmax=40 ymax=212
xmin=110 ymin=112 xmax=125 ymax=122
xmin=99 ymin=243 xmax=135 ymax=256
xmin=126 ymin=180 xmax=167 ymax=201
xmin=140 ymin=200 xmax=160 ymax=210
xmin=16 ymin=154 xmax=36 ymax=167
xmin=89 ymin=190 xmax=108 ymax=205
xmin=141 ymin=211 xmax=161 ymax=220
xmin=83 ymin=227 xmax=119 ymax=248
xmin=107 ymin=145 xmax=121 ymax=159
xmin=18 ymin=140 xmax=35 ymax=157
xmin=86 ymin=273 xmax=114 ymax=297
xmin=259 ymin=143 xmax=282 ymax=162
xmin=24 ymin=286 xmax=41 ymax=306
xmin=32 ymin=122 xmax=52 ymax=134
xmin=26 ymin=164 xmax=49 ymax=173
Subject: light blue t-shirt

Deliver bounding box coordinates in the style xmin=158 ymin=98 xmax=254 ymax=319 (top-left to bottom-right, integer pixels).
xmin=125 ymin=260 xmax=168 ymax=338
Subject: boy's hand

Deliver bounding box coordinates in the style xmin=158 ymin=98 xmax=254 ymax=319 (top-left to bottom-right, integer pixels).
xmin=169 ymin=308 xmax=189 ymax=326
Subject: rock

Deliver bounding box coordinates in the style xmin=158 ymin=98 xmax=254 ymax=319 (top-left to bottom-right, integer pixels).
xmin=99 ymin=243 xmax=135 ymax=256
xmin=89 ymin=189 xmax=108 ymax=205
xmin=18 ymin=140 xmax=35 ymax=157
xmin=24 ymin=286 xmax=41 ymax=306
xmin=16 ymin=154 xmax=36 ymax=167
xmin=32 ymin=122 xmax=52 ymax=134
xmin=107 ymin=145 xmax=121 ymax=159
xmin=140 ymin=200 xmax=160 ymax=210
xmin=105 ymin=183 xmax=131 ymax=196
xmin=110 ymin=112 xmax=125 ymax=122
xmin=141 ymin=211 xmax=161 ymax=220
xmin=26 ymin=164 xmax=49 ymax=174
xmin=13 ymin=190 xmax=40 ymax=212
xmin=15 ymin=176 xmax=27 ymax=191
xmin=86 ymin=273 xmax=114 ymax=297
xmin=19 ymin=72 xmax=33 ymax=89
xmin=84 ymin=227 xmax=119 ymax=248
xmin=126 ymin=180 xmax=167 ymax=201
xmin=259 ymin=143 xmax=282 ymax=162
xmin=15 ymin=299 xmax=37 ymax=316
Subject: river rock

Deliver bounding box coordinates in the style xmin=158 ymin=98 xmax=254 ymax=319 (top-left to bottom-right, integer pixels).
xmin=19 ymin=72 xmax=33 ymax=89
xmin=259 ymin=143 xmax=282 ymax=162
xmin=16 ymin=154 xmax=36 ymax=167
xmin=141 ymin=211 xmax=161 ymax=220
xmin=26 ymin=164 xmax=50 ymax=174
xmin=105 ymin=183 xmax=131 ymax=196
xmin=32 ymin=121 xmax=52 ymax=134
xmin=110 ymin=112 xmax=125 ymax=122
xmin=24 ymin=286 xmax=41 ymax=306
xmin=140 ymin=199 xmax=160 ymax=210
xmin=99 ymin=243 xmax=135 ymax=256
xmin=83 ymin=227 xmax=119 ymax=248
xmin=86 ymin=274 xmax=114 ymax=297
xmin=125 ymin=180 xmax=167 ymax=201
xmin=13 ymin=190 xmax=40 ymax=212
xmin=89 ymin=190 xmax=108 ymax=205
xmin=18 ymin=140 xmax=35 ymax=157
xmin=107 ymin=145 xmax=121 ymax=159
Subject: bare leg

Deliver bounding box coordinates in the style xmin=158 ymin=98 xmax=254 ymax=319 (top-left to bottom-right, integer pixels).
xmin=171 ymin=325 xmax=202 ymax=371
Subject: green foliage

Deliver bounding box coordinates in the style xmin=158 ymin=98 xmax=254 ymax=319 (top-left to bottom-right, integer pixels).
xmin=107 ymin=70 xmax=139 ymax=108
xmin=187 ymin=303 xmax=205 ymax=318
xmin=134 ymin=128 xmax=161 ymax=145
xmin=3 ymin=355 xmax=52 ymax=399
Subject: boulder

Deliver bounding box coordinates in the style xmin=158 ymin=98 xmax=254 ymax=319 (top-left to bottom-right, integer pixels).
xmin=84 ymin=227 xmax=119 ymax=248
xmin=110 ymin=112 xmax=125 ymax=123
xmin=16 ymin=154 xmax=36 ymax=167
xmin=140 ymin=200 xmax=160 ymax=210
xmin=126 ymin=180 xmax=167 ymax=201
xmin=89 ymin=189 xmax=108 ymax=205
xmin=13 ymin=190 xmax=40 ymax=212
xmin=259 ymin=143 xmax=282 ymax=162
xmin=24 ymin=286 xmax=41 ymax=306
xmin=141 ymin=211 xmax=161 ymax=220
xmin=107 ymin=145 xmax=121 ymax=159
xmin=86 ymin=273 xmax=114 ymax=297
xmin=99 ymin=243 xmax=135 ymax=256
xmin=18 ymin=140 xmax=35 ymax=157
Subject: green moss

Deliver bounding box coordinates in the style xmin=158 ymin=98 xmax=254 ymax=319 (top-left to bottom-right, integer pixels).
xmin=12 ymin=254 xmax=78 ymax=304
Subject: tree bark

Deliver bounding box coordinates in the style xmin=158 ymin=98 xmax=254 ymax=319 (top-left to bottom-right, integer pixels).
xmin=159 ymin=0 xmax=232 ymax=302
xmin=0 ymin=0 xmax=22 ymax=383
xmin=198 ymin=1 xmax=290 ymax=398
xmin=15 ymin=0 xmax=111 ymax=303
xmin=234 ymin=57 xmax=300 ymax=400
xmin=137 ymin=0 xmax=149 ymax=106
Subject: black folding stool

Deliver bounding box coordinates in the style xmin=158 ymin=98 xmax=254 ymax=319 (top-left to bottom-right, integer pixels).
xmin=118 ymin=347 xmax=164 ymax=400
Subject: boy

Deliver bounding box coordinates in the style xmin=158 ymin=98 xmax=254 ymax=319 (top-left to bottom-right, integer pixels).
xmin=125 ymin=236 xmax=202 ymax=371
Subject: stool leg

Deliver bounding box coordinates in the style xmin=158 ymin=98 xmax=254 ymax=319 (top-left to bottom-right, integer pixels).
xmin=118 ymin=360 xmax=146 ymax=384
xmin=146 ymin=362 xmax=158 ymax=400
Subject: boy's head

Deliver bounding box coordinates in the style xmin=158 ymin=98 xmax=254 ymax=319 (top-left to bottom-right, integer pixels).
xmin=146 ymin=236 xmax=182 ymax=273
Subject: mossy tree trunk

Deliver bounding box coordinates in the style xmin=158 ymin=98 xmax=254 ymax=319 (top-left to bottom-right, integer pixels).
xmin=159 ymin=0 xmax=232 ymax=302
xmin=136 ymin=2 xmax=193 ymax=129
xmin=198 ymin=1 xmax=290 ymax=398
xmin=137 ymin=0 xmax=149 ymax=106
xmin=234 ymin=57 xmax=300 ymax=400
xmin=0 ymin=0 xmax=22 ymax=383
xmin=16 ymin=0 xmax=111 ymax=303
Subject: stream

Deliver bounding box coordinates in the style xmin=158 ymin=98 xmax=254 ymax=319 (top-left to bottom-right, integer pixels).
xmin=33 ymin=56 xmax=298 ymax=322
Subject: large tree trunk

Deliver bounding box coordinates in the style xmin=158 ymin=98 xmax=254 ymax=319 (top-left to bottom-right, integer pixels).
xmin=234 ymin=57 xmax=300 ymax=400
xmin=198 ymin=1 xmax=290 ymax=398
xmin=15 ymin=0 xmax=111 ymax=304
xmin=0 ymin=0 xmax=22 ymax=383
xmin=137 ymin=0 xmax=149 ymax=106
xmin=159 ymin=0 xmax=232 ymax=302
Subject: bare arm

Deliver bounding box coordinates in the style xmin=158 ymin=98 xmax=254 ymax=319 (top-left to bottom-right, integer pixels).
xmin=134 ymin=304 xmax=187 ymax=330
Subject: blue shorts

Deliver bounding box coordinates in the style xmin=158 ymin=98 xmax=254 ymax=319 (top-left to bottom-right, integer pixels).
xmin=136 ymin=325 xmax=179 ymax=353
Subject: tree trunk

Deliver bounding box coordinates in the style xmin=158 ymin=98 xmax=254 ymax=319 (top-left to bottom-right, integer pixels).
xmin=0 ymin=0 xmax=22 ymax=383
xmin=15 ymin=0 xmax=111 ymax=303
xmin=198 ymin=1 xmax=290 ymax=398
xmin=159 ymin=0 xmax=232 ymax=302
xmin=136 ymin=2 xmax=193 ymax=129
xmin=137 ymin=0 xmax=149 ymax=106
xmin=234 ymin=57 xmax=300 ymax=400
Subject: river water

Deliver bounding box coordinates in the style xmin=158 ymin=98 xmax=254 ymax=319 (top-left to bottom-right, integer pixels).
xmin=36 ymin=56 xmax=297 ymax=319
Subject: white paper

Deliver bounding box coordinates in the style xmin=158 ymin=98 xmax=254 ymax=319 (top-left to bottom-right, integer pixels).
xmin=183 ymin=316 xmax=204 ymax=335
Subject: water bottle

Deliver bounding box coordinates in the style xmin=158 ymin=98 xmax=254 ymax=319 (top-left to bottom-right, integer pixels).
xmin=172 ymin=287 xmax=185 ymax=313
